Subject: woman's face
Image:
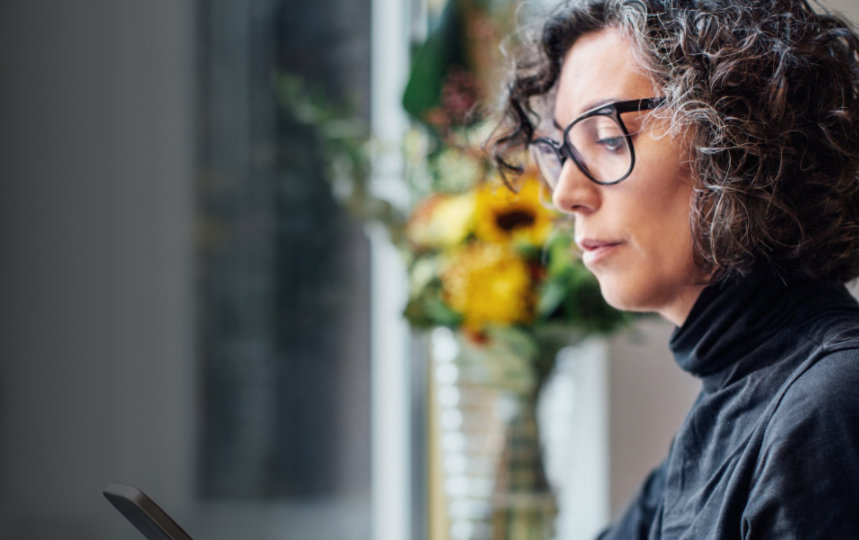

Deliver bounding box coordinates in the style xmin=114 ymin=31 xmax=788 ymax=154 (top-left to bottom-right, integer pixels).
xmin=550 ymin=27 xmax=705 ymax=325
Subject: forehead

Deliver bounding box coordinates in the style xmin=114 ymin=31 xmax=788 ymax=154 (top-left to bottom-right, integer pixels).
xmin=554 ymin=27 xmax=655 ymax=124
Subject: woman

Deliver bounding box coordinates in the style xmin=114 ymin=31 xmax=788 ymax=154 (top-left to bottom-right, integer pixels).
xmin=492 ymin=0 xmax=859 ymax=538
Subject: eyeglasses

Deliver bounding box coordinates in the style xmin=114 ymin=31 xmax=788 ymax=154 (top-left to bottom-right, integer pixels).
xmin=529 ymin=98 xmax=662 ymax=187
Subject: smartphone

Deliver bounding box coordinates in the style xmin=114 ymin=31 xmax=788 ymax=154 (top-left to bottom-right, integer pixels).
xmin=103 ymin=482 xmax=194 ymax=540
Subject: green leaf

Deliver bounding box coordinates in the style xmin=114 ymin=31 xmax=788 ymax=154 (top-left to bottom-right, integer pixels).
xmin=537 ymin=278 xmax=566 ymax=318
xmin=402 ymin=0 xmax=468 ymax=122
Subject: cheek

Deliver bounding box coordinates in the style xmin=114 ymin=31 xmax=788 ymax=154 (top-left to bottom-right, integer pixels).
xmin=650 ymin=196 xmax=696 ymax=272
xmin=624 ymin=165 xmax=698 ymax=281
xmin=628 ymin=174 xmax=693 ymax=239
xmin=639 ymin=151 xmax=695 ymax=237
xmin=650 ymin=202 xmax=701 ymax=298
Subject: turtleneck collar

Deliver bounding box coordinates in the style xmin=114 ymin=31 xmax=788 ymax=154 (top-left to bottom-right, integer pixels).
xmin=669 ymin=273 xmax=853 ymax=390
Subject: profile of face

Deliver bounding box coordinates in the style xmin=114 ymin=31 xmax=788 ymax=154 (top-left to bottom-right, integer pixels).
xmin=548 ymin=27 xmax=705 ymax=325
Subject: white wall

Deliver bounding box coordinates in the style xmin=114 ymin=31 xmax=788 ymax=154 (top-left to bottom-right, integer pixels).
xmin=606 ymin=321 xmax=699 ymax=516
xmin=828 ymin=0 xmax=859 ymax=24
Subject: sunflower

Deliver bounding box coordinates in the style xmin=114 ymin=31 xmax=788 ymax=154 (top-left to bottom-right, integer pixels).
xmin=441 ymin=243 xmax=535 ymax=330
xmin=473 ymin=175 xmax=555 ymax=247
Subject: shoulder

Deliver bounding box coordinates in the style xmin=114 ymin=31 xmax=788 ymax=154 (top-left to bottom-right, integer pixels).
xmin=765 ymin=284 xmax=859 ymax=440
xmin=743 ymin=349 xmax=859 ymax=537
xmin=775 ymin=347 xmax=859 ymax=417
xmin=764 ymin=347 xmax=859 ymax=446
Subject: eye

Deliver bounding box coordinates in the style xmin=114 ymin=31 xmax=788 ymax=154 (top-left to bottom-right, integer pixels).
xmin=571 ymin=116 xmax=626 ymax=152
xmin=592 ymin=119 xmax=626 ymax=152
xmin=596 ymin=135 xmax=625 ymax=152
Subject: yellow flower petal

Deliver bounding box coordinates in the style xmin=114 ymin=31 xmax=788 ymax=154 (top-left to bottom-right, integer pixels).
xmin=406 ymin=191 xmax=476 ymax=249
xmin=441 ymin=243 xmax=535 ymax=330
xmin=473 ymin=175 xmax=556 ymax=246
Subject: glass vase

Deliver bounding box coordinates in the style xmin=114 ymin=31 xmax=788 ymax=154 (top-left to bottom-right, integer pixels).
xmin=489 ymin=392 xmax=557 ymax=540
xmin=429 ymin=327 xmax=558 ymax=540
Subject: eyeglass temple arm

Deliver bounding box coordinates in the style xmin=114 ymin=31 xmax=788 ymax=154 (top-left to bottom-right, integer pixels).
xmin=613 ymin=97 xmax=663 ymax=113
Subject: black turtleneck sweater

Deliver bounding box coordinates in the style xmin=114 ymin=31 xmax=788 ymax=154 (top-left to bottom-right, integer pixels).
xmin=598 ymin=275 xmax=859 ymax=539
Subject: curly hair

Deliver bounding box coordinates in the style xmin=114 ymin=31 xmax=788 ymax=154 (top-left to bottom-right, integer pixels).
xmin=492 ymin=0 xmax=859 ymax=283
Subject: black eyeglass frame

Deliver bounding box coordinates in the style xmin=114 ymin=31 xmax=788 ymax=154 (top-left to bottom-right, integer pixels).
xmin=531 ymin=97 xmax=663 ymax=186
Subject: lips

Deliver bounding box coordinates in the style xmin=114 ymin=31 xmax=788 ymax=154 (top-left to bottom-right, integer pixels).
xmin=577 ymin=237 xmax=624 ymax=265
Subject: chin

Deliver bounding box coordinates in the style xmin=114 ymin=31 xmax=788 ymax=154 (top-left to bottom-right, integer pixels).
xmin=594 ymin=277 xmax=650 ymax=314
xmin=595 ymin=280 xmax=631 ymax=311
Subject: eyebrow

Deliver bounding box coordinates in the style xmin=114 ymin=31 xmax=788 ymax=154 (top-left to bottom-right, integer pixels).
xmin=553 ymin=97 xmax=620 ymax=130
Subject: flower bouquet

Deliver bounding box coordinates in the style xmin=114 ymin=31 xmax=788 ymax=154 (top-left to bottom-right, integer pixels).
xmin=402 ymin=131 xmax=629 ymax=393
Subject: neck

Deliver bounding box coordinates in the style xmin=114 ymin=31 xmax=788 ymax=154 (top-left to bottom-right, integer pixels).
xmin=659 ymin=284 xmax=707 ymax=326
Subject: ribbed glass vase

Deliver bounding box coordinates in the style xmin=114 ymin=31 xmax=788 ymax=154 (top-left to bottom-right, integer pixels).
xmin=429 ymin=327 xmax=558 ymax=540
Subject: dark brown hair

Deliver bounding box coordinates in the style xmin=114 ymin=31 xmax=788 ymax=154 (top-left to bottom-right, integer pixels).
xmin=492 ymin=0 xmax=859 ymax=283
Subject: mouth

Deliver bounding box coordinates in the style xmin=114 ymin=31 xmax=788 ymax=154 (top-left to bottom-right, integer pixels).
xmin=577 ymin=238 xmax=624 ymax=265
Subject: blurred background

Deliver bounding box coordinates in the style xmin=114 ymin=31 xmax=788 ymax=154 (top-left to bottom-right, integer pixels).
xmin=0 ymin=1 xmax=856 ymax=539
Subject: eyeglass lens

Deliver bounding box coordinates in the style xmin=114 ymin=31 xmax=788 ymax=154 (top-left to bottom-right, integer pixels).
xmin=530 ymin=114 xmax=633 ymax=187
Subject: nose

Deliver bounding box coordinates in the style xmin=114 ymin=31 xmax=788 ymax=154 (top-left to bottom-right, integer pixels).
xmin=551 ymin=158 xmax=601 ymax=215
